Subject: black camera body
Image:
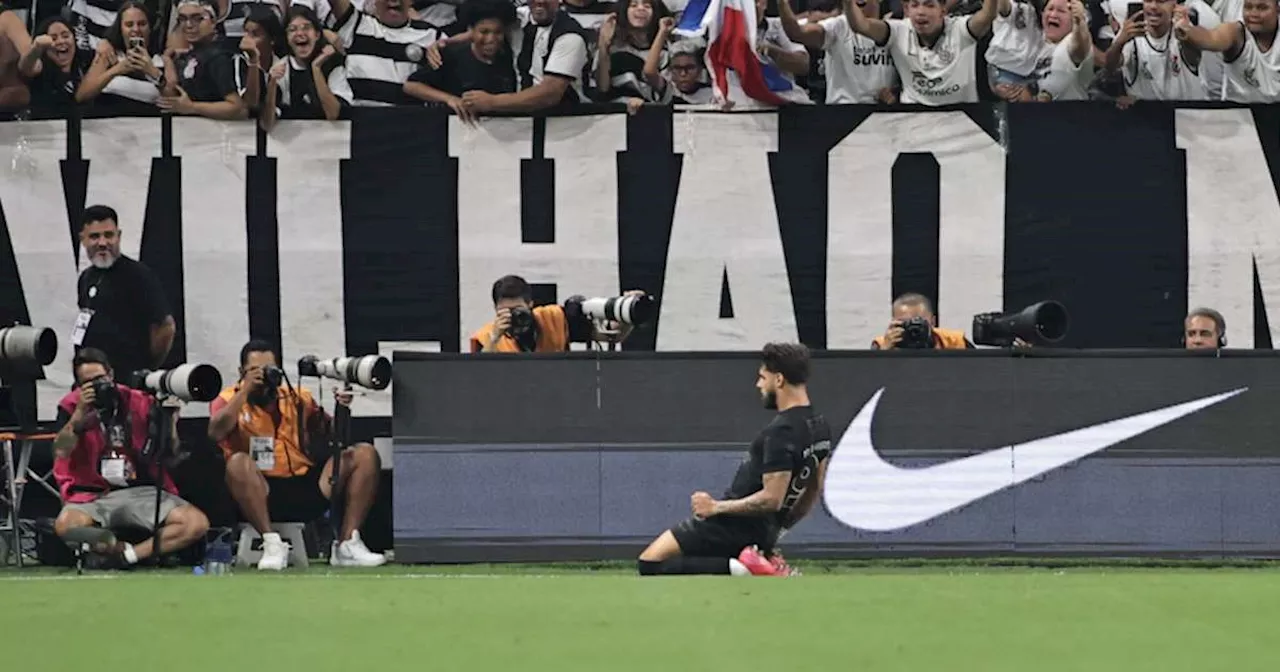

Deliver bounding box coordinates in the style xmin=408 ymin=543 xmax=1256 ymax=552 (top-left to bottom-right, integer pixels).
xmin=248 ymin=366 xmax=285 ymax=407
xmin=507 ymin=306 xmax=535 ymax=336
xmin=898 ymin=317 xmax=935 ymax=349
xmin=90 ymin=376 xmax=119 ymax=416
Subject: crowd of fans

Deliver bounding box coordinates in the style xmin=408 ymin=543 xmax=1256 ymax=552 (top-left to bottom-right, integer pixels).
xmin=0 ymin=0 xmax=1274 ymax=123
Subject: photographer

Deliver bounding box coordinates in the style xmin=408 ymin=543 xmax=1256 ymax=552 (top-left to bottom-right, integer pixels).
xmin=470 ymin=274 xmax=647 ymax=353
xmin=208 ymin=340 xmax=385 ymax=570
xmin=51 ymin=348 xmax=210 ymax=568
xmin=871 ymin=293 xmax=974 ymax=350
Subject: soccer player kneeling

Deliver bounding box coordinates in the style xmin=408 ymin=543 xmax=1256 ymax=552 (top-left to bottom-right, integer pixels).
xmin=637 ymin=343 xmax=832 ymax=577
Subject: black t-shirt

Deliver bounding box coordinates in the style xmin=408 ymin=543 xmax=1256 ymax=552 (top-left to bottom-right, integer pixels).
xmin=724 ymin=405 xmax=833 ymax=526
xmin=175 ymin=42 xmax=238 ymax=103
xmin=25 ymin=53 xmax=88 ymax=112
xmin=408 ymin=42 xmax=516 ymax=97
xmin=77 ymin=255 xmax=171 ymax=378
xmin=277 ymin=58 xmax=349 ymax=119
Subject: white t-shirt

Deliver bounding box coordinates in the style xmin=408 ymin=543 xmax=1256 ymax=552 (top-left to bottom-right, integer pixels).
xmin=885 ymin=16 xmax=980 ymax=105
xmin=101 ymin=53 xmax=166 ymax=104
xmin=513 ymin=20 xmax=590 ymax=101
xmin=1181 ymin=1 xmax=1226 ymax=99
xmin=1223 ymin=22 xmax=1280 ymax=103
xmin=985 ymin=1 xmax=1043 ymax=76
xmin=1103 ymin=0 xmax=1223 ymax=97
xmin=819 ymin=14 xmax=897 ymax=103
xmin=1034 ymin=31 xmax=1094 ymax=100
xmin=1212 ymin=0 xmax=1243 ymax=22
xmin=1121 ymin=30 xmax=1207 ymax=100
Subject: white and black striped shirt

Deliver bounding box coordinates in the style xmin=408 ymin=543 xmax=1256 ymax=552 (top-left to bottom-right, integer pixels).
xmin=290 ymin=0 xmax=365 ymax=29
xmin=335 ymin=4 xmax=439 ymax=106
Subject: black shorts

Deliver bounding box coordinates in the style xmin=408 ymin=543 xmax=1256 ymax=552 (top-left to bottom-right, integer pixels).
xmin=265 ymin=467 xmax=331 ymax=523
xmin=671 ymin=515 xmax=776 ymax=558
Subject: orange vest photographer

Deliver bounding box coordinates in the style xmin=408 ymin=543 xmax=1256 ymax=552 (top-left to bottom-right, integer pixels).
xmin=871 ymin=293 xmax=974 ymax=350
xmin=470 ymin=275 xmax=644 ymax=353
xmin=207 ymin=339 xmax=386 ymax=570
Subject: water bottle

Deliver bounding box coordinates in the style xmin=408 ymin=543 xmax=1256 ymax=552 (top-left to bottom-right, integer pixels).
xmin=203 ymin=529 xmax=235 ymax=576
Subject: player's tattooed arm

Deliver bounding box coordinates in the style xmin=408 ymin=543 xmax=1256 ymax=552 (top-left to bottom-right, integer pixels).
xmin=781 ymin=458 xmax=829 ymax=528
xmin=701 ymin=471 xmax=790 ymax=517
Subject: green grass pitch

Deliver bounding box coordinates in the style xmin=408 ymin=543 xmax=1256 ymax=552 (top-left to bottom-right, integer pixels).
xmin=3 ymin=562 xmax=1279 ymax=671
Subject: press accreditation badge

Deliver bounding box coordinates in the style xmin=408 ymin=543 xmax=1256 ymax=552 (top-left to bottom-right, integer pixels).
xmin=101 ymin=458 xmax=128 ymax=487
xmin=71 ymin=309 xmax=94 ymax=346
xmin=251 ymin=436 xmax=276 ymax=471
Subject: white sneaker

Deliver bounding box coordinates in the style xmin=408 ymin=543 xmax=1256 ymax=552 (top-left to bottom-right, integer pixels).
xmin=330 ymin=530 xmax=386 ymax=567
xmin=257 ymin=532 xmax=289 ymax=571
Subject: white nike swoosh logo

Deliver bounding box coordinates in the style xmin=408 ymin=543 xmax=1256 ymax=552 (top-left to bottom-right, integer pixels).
xmin=823 ymin=387 xmax=1247 ymax=532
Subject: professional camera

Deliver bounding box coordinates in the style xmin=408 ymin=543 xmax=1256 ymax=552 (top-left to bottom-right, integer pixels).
xmin=262 ymin=365 xmax=284 ymax=389
xmin=972 ymin=301 xmax=1070 ymax=348
xmin=0 ymin=325 xmax=57 ymax=366
xmin=898 ymin=316 xmax=934 ymax=349
xmin=579 ymin=294 xmax=656 ymax=326
xmin=298 ymin=354 xmax=391 ymax=391
xmin=130 ymin=364 xmax=223 ymax=403
xmin=507 ymin=306 xmax=535 ymax=336
xmin=90 ymin=375 xmax=119 ymax=416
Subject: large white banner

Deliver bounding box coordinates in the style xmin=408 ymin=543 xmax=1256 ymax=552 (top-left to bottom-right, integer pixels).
xmin=6 ymin=107 xmax=1278 ymax=422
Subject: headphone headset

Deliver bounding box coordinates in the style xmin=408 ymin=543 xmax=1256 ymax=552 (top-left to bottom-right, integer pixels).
xmin=1183 ymin=308 xmax=1227 ymax=349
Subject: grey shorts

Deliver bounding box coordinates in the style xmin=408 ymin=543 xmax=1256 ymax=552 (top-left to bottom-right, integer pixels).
xmin=64 ymin=487 xmax=189 ymax=532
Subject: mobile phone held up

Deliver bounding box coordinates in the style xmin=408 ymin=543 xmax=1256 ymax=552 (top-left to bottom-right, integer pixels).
xmin=128 ymin=36 xmax=145 ymax=51
xmin=1127 ymin=2 xmax=1144 ymax=19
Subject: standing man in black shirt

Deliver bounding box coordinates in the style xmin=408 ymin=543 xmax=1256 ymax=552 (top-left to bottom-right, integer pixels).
xmin=637 ymin=342 xmax=833 ymax=577
xmin=403 ymin=0 xmax=517 ymax=120
xmin=74 ymin=205 xmax=176 ymax=380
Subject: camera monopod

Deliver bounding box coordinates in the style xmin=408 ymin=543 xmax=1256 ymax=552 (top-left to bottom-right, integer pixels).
xmin=134 ymin=363 xmax=222 ymax=566
xmin=296 ymin=354 xmax=391 ymax=551
xmin=326 ymin=385 xmax=353 ymax=547
xmin=143 ymin=396 xmax=181 ymax=565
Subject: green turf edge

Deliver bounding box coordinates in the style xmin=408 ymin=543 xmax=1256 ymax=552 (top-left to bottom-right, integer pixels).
xmin=6 ymin=556 xmax=1280 ymax=577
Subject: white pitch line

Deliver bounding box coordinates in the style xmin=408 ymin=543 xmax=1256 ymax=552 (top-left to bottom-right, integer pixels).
xmin=0 ymin=574 xmax=121 ymax=582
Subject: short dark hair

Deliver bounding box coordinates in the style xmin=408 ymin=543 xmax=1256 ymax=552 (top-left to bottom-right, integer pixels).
xmin=491 ymin=275 xmax=533 ymax=304
xmin=244 ymin=5 xmax=287 ymax=58
xmin=461 ymin=0 xmax=517 ymax=28
xmin=72 ymin=348 xmax=112 ymax=379
xmin=893 ymin=292 xmax=934 ymax=314
xmin=239 ymin=339 xmax=278 ymax=368
xmin=1187 ymin=307 xmax=1226 ymax=336
xmin=81 ymin=205 xmax=119 ymax=231
xmin=761 ymin=342 xmax=810 ymax=385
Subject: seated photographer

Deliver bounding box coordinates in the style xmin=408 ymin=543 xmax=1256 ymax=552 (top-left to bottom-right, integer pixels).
xmin=51 ymin=348 xmax=210 ymax=568
xmin=871 ymin=293 xmax=974 ymax=350
xmin=208 ymin=340 xmax=385 ymax=570
xmin=470 ymin=274 xmax=648 ymax=353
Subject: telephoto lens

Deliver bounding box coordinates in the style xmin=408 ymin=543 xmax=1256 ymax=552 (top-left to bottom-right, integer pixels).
xmin=131 ymin=364 xmax=224 ymax=403
xmin=0 ymin=325 xmax=57 ymax=366
xmin=580 ymin=294 xmax=657 ymax=326
xmin=297 ymin=355 xmax=392 ymax=390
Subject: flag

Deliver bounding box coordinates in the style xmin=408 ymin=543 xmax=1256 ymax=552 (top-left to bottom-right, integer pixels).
xmin=675 ymin=0 xmax=800 ymax=107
